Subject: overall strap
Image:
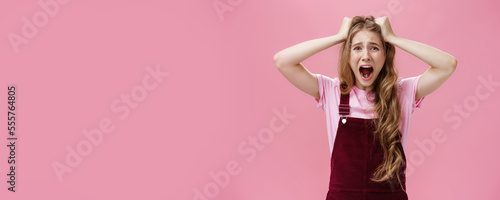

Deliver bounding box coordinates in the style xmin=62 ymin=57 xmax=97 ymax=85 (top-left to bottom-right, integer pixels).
xmin=339 ymin=93 xmax=350 ymax=124
xmin=339 ymin=93 xmax=350 ymax=116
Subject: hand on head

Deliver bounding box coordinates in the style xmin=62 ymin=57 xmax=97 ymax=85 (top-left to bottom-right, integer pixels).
xmin=339 ymin=16 xmax=396 ymax=43
xmin=375 ymin=16 xmax=396 ymax=42
xmin=337 ymin=17 xmax=352 ymax=41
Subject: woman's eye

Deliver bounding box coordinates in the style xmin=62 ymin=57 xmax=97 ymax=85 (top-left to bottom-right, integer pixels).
xmin=370 ymin=47 xmax=379 ymax=50
xmin=353 ymin=47 xmax=361 ymax=50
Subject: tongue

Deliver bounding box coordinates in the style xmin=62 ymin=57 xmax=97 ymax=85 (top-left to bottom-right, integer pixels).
xmin=360 ymin=68 xmax=373 ymax=76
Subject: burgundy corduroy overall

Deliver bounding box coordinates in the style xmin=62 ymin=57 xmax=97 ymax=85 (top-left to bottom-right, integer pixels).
xmin=326 ymin=93 xmax=408 ymax=200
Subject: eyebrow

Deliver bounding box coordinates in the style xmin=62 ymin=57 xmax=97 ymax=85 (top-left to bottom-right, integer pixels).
xmin=351 ymin=41 xmax=382 ymax=47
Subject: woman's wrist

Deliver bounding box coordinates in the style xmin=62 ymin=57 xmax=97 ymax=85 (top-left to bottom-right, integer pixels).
xmin=331 ymin=33 xmax=347 ymax=46
xmin=385 ymin=34 xmax=399 ymax=45
xmin=275 ymin=34 xmax=345 ymax=66
xmin=335 ymin=32 xmax=347 ymax=43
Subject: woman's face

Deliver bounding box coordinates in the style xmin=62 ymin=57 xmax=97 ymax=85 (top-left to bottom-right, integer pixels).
xmin=349 ymin=29 xmax=386 ymax=91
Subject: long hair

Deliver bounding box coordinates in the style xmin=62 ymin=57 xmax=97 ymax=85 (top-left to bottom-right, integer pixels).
xmin=338 ymin=15 xmax=405 ymax=189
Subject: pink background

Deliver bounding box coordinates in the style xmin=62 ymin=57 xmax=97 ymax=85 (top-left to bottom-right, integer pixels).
xmin=1 ymin=0 xmax=500 ymax=199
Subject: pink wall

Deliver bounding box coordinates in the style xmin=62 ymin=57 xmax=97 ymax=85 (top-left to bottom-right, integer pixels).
xmin=1 ymin=0 xmax=499 ymax=199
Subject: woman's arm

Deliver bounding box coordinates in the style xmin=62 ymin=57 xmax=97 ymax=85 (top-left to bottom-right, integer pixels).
xmin=375 ymin=17 xmax=458 ymax=100
xmin=274 ymin=17 xmax=352 ymax=99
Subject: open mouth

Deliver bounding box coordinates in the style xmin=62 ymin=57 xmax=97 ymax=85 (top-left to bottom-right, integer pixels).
xmin=359 ymin=65 xmax=373 ymax=80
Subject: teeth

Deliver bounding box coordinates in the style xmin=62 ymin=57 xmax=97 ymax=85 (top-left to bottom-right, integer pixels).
xmin=361 ymin=66 xmax=372 ymax=68
xmin=363 ymin=74 xmax=368 ymax=78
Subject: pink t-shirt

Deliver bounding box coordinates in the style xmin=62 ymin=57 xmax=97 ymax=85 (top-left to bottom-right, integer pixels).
xmin=314 ymin=74 xmax=424 ymax=155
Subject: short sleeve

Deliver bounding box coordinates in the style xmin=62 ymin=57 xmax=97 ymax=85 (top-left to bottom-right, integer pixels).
xmin=413 ymin=75 xmax=424 ymax=109
xmin=315 ymin=74 xmax=325 ymax=110
xmin=399 ymin=75 xmax=425 ymax=113
xmin=314 ymin=74 xmax=337 ymax=111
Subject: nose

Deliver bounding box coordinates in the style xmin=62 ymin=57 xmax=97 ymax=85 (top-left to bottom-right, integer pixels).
xmin=361 ymin=49 xmax=371 ymax=61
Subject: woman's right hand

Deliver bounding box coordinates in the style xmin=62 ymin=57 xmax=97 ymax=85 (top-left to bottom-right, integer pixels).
xmin=337 ymin=17 xmax=352 ymax=41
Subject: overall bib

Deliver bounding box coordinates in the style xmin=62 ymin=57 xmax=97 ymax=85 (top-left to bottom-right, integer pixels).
xmin=326 ymin=93 xmax=408 ymax=200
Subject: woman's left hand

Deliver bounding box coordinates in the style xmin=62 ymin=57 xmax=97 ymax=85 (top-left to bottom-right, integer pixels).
xmin=375 ymin=16 xmax=396 ymax=42
xmin=374 ymin=17 xmax=458 ymax=101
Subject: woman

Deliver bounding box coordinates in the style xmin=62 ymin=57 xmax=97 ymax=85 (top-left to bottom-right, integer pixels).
xmin=273 ymin=16 xmax=457 ymax=199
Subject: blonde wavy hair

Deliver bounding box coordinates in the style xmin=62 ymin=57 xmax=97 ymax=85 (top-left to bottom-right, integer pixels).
xmin=338 ymin=15 xmax=405 ymax=189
